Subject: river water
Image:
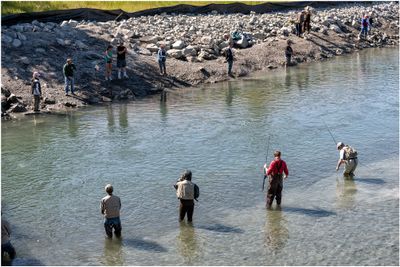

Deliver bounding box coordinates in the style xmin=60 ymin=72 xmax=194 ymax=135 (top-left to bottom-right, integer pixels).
xmin=2 ymin=48 xmax=399 ymax=266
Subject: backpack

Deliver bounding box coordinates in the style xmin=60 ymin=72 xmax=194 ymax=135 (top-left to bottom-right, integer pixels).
xmin=362 ymin=18 xmax=368 ymax=27
xmin=344 ymin=145 xmax=358 ymax=159
xmin=194 ymin=184 xmax=200 ymax=200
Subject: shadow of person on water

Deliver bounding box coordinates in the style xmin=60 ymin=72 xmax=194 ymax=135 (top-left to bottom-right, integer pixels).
xmin=282 ymin=206 xmax=336 ymax=217
xmin=196 ymin=223 xmax=244 ymax=234
xmin=353 ymin=177 xmax=386 ymax=185
xmin=264 ymin=208 xmax=289 ymax=253
xmin=122 ymin=237 xmax=167 ymax=253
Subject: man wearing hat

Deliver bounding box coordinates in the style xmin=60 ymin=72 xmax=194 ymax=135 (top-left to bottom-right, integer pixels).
xmin=174 ymin=170 xmax=199 ymax=222
xmin=336 ymin=142 xmax=358 ymax=176
xmin=31 ymin=72 xmax=41 ymax=112
xmin=100 ymin=184 xmax=122 ymax=238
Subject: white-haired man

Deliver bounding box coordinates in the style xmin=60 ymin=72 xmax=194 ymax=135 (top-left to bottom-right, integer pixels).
xmin=336 ymin=142 xmax=358 ymax=177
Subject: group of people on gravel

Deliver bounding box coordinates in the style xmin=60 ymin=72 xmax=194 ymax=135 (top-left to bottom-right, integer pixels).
xmin=29 ymin=7 xmax=374 ymax=112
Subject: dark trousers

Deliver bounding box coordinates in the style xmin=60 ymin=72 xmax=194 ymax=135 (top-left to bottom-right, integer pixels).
xmin=304 ymin=20 xmax=311 ymax=33
xmin=104 ymin=217 xmax=121 ymax=238
xmin=295 ymin=23 xmax=302 ymax=36
xmin=158 ymin=60 xmax=166 ymax=74
xmin=2 ymin=242 xmax=16 ymax=260
xmin=179 ymin=199 xmax=194 ymax=222
xmin=33 ymin=95 xmax=40 ymax=111
xmin=227 ymin=59 xmax=233 ymax=75
xmin=266 ymin=175 xmax=283 ymax=207
xmin=285 ymin=55 xmax=292 ymax=66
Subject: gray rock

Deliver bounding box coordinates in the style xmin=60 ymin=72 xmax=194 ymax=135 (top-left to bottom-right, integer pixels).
xmin=2 ymin=34 xmax=13 ymax=43
xmin=7 ymin=94 xmax=18 ymax=103
xmin=64 ymin=39 xmax=72 ymax=45
xmin=83 ymin=51 xmax=103 ymax=60
xmin=35 ymin=48 xmax=46 ymax=54
xmin=43 ymin=97 xmax=56 ymax=104
xmin=9 ymin=103 xmax=27 ymax=113
xmin=1 ymin=87 xmax=11 ymax=97
xmin=182 ymin=45 xmax=197 ymax=56
xmin=60 ymin=21 xmax=70 ymax=27
xmin=12 ymin=39 xmax=22 ymax=48
xmin=166 ymin=49 xmax=183 ymax=59
xmin=19 ymin=56 xmax=30 ymax=65
xmin=146 ymin=43 xmax=159 ymax=52
xmin=75 ymin=40 xmax=88 ymax=49
xmin=16 ymin=32 xmax=27 ymax=41
xmin=330 ymin=24 xmax=342 ymax=33
xmin=138 ymin=48 xmax=152 ymax=56
xmin=140 ymin=36 xmax=159 ymax=44
xmin=68 ymin=19 xmax=79 ymax=27
xmin=56 ymin=38 xmax=65 ymax=46
xmin=236 ymin=35 xmax=248 ymax=48
xmin=172 ymin=40 xmax=185 ymax=49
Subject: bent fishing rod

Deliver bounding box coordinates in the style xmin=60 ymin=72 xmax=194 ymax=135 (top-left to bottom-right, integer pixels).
xmin=262 ymin=135 xmax=271 ymax=191
xmin=323 ymin=120 xmax=337 ymax=145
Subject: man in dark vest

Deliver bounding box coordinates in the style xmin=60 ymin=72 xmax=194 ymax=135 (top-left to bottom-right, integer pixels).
xmin=264 ymin=151 xmax=289 ymax=209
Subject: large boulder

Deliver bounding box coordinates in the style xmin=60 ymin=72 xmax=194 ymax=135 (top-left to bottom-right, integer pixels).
xmin=9 ymin=103 xmax=27 ymax=113
xmin=140 ymin=36 xmax=159 ymax=44
xmin=235 ymin=35 xmax=248 ymax=48
xmin=330 ymin=24 xmax=342 ymax=33
xmin=12 ymin=39 xmax=22 ymax=48
xmin=146 ymin=43 xmax=159 ymax=52
xmin=2 ymin=34 xmax=13 ymax=44
xmin=166 ymin=49 xmax=183 ymax=59
xmin=75 ymin=40 xmax=88 ymax=49
xmin=172 ymin=40 xmax=185 ymax=49
xmin=182 ymin=45 xmax=197 ymax=56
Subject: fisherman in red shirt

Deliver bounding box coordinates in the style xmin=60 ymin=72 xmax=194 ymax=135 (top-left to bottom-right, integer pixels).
xmin=264 ymin=150 xmax=289 ymax=209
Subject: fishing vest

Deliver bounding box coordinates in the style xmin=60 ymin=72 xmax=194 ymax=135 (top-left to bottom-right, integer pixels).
xmin=176 ymin=180 xmax=194 ymax=200
xmin=343 ymin=145 xmax=358 ymax=160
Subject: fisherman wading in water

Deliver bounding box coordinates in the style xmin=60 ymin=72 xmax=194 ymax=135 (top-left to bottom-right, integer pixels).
xmin=264 ymin=151 xmax=289 ymax=209
xmin=336 ymin=142 xmax=358 ymax=177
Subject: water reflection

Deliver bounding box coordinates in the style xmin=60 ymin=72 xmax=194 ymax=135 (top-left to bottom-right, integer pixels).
xmin=160 ymin=100 xmax=168 ymax=124
xmin=336 ymin=176 xmax=357 ymax=210
xmin=100 ymin=238 xmax=124 ymax=266
xmin=264 ymin=209 xmax=289 ymax=253
xmin=107 ymin=104 xmax=115 ymax=131
xmin=225 ymin=82 xmax=234 ymax=107
xmin=177 ymin=222 xmax=199 ymax=264
xmin=67 ymin=113 xmax=78 ymax=138
xmin=119 ymin=104 xmax=128 ymax=129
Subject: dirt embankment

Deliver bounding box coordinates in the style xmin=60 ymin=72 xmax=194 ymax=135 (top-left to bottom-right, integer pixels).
xmin=1 ymin=1 xmax=399 ymax=119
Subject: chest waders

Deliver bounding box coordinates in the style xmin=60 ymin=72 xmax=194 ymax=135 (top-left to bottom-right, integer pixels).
xmin=266 ymin=161 xmax=283 ymax=208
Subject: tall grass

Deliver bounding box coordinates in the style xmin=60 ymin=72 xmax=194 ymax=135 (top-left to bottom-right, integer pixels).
xmin=1 ymin=1 xmax=268 ymax=15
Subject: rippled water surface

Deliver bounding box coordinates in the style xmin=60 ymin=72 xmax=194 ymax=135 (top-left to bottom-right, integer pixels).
xmin=2 ymin=48 xmax=399 ymax=265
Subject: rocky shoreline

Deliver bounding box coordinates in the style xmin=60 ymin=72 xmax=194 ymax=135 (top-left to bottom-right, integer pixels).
xmin=1 ymin=1 xmax=399 ymax=119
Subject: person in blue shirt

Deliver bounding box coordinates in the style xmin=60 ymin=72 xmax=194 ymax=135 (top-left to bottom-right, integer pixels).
xmin=157 ymin=44 xmax=167 ymax=76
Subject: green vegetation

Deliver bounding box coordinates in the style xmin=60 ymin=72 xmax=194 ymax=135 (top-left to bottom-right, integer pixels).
xmin=1 ymin=1 xmax=268 ymax=15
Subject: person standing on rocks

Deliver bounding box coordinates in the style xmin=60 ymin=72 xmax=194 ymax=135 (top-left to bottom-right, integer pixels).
xmin=117 ymin=41 xmax=128 ymax=79
xmin=2 ymin=216 xmax=16 ymax=263
xmin=63 ymin=58 xmax=76 ymax=96
xmin=264 ymin=150 xmax=289 ymax=209
xmin=174 ymin=170 xmax=199 ymax=223
xmin=31 ymin=71 xmax=41 ymax=112
xmin=359 ymin=14 xmax=369 ymax=40
xmin=285 ymin=40 xmax=294 ymax=67
xmin=104 ymin=45 xmax=113 ymax=81
xmin=224 ymin=33 xmax=234 ymax=47
xmin=101 ymin=184 xmax=122 ymax=238
xmin=225 ymin=43 xmax=234 ymax=77
xmin=295 ymin=11 xmax=305 ymax=37
xmin=303 ymin=7 xmax=312 ymax=34
xmin=157 ymin=44 xmax=167 ymax=76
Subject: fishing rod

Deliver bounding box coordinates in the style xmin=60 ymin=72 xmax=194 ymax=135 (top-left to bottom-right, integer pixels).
xmin=262 ymin=135 xmax=271 ymax=191
xmin=323 ymin=120 xmax=337 ymax=145
xmin=323 ymin=120 xmax=372 ymax=171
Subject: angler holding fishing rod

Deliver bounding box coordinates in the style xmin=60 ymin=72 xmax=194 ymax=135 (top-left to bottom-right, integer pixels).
xmin=263 ymin=149 xmax=289 ymax=210
xmin=323 ymin=121 xmax=358 ymax=177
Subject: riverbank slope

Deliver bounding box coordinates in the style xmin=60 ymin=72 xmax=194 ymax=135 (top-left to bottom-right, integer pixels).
xmin=1 ymin=1 xmax=399 ymax=119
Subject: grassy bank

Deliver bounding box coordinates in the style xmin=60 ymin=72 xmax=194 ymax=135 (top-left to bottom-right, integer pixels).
xmin=1 ymin=1 xmax=268 ymax=15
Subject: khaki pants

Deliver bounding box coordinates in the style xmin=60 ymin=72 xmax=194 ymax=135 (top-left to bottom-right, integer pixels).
xmin=344 ymin=158 xmax=358 ymax=175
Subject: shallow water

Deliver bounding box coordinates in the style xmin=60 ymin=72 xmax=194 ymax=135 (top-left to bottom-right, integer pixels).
xmin=2 ymin=48 xmax=398 ymax=265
